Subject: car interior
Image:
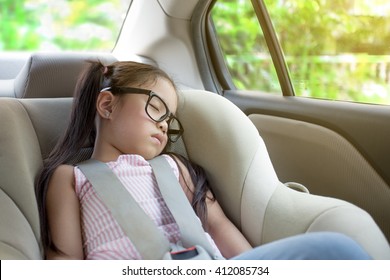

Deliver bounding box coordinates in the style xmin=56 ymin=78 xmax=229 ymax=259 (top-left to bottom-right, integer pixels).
xmin=0 ymin=0 xmax=389 ymax=260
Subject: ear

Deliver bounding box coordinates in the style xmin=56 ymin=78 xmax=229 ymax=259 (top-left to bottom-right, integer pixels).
xmin=96 ymin=90 xmax=116 ymax=119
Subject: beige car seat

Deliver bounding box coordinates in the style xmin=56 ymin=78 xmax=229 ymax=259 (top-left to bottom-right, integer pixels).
xmin=0 ymin=88 xmax=389 ymax=259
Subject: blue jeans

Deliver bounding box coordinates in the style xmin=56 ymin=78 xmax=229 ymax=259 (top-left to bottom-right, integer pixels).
xmin=232 ymin=232 xmax=371 ymax=260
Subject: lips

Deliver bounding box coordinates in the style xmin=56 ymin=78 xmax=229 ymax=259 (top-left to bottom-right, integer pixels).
xmin=151 ymin=133 xmax=164 ymax=145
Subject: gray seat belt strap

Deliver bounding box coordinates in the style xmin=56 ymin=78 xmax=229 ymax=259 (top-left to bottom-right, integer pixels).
xmin=77 ymin=159 xmax=170 ymax=260
xmin=149 ymin=156 xmax=216 ymax=256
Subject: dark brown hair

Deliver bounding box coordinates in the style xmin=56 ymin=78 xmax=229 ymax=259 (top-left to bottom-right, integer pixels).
xmin=35 ymin=61 xmax=213 ymax=257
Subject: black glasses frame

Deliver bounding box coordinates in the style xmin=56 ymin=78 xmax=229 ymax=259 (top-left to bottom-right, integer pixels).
xmin=101 ymin=86 xmax=184 ymax=142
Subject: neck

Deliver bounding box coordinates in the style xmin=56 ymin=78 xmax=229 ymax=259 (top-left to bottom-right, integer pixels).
xmin=91 ymin=138 xmax=122 ymax=163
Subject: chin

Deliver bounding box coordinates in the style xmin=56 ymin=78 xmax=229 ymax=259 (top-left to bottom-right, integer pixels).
xmin=143 ymin=150 xmax=163 ymax=160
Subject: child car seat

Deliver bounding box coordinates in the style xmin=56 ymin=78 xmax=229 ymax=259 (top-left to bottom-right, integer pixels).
xmin=176 ymin=90 xmax=390 ymax=259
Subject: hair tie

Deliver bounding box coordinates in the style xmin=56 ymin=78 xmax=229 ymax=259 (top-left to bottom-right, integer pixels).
xmin=101 ymin=66 xmax=111 ymax=89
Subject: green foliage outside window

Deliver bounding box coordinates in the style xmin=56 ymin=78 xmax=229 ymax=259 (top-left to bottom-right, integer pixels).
xmin=0 ymin=0 xmax=129 ymax=51
xmin=212 ymin=0 xmax=390 ymax=105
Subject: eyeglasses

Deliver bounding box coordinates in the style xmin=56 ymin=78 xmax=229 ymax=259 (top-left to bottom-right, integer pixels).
xmin=101 ymin=86 xmax=184 ymax=143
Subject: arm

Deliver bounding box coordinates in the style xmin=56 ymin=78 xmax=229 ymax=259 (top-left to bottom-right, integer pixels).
xmin=45 ymin=164 xmax=84 ymax=259
xmin=205 ymin=196 xmax=252 ymax=258
xmin=173 ymin=156 xmax=252 ymax=259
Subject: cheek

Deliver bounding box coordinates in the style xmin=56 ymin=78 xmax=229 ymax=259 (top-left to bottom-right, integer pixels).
xmin=111 ymin=100 xmax=157 ymax=141
xmin=113 ymin=108 xmax=151 ymax=139
xmin=114 ymin=101 xmax=145 ymax=125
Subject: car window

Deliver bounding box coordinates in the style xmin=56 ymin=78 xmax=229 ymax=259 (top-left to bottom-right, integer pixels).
xmin=211 ymin=0 xmax=390 ymax=105
xmin=0 ymin=0 xmax=131 ymax=51
xmin=210 ymin=0 xmax=282 ymax=94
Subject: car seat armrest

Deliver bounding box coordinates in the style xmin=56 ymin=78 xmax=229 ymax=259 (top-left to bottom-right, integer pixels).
xmin=262 ymin=185 xmax=390 ymax=259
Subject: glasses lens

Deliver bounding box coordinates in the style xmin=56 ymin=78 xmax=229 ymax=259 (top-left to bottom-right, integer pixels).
xmin=146 ymin=95 xmax=168 ymax=122
xmin=168 ymin=117 xmax=183 ymax=143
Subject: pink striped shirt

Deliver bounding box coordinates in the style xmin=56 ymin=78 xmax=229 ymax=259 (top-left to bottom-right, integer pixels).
xmin=74 ymin=154 xmax=221 ymax=259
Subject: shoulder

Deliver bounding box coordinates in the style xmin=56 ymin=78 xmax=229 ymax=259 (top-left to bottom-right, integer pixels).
xmin=50 ymin=164 xmax=75 ymax=184
xmin=162 ymin=153 xmax=185 ymax=173
xmin=164 ymin=154 xmax=192 ymax=181
xmin=47 ymin=164 xmax=76 ymax=198
xmin=164 ymin=154 xmax=195 ymax=201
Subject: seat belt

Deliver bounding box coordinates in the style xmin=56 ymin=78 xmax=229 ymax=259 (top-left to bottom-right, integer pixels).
xmin=149 ymin=156 xmax=216 ymax=256
xmin=78 ymin=156 xmax=217 ymax=259
xmin=78 ymin=159 xmax=170 ymax=260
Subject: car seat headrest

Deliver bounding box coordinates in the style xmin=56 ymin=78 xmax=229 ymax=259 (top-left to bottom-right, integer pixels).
xmin=13 ymin=52 xmax=118 ymax=98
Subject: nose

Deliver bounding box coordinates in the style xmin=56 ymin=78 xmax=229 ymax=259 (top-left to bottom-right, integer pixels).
xmin=157 ymin=120 xmax=168 ymax=134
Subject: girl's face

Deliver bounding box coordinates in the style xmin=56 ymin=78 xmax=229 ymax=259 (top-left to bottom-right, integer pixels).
xmin=101 ymin=78 xmax=178 ymax=160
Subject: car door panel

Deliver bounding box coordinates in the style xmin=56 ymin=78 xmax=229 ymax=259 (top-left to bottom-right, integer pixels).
xmin=225 ymin=90 xmax=390 ymax=241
